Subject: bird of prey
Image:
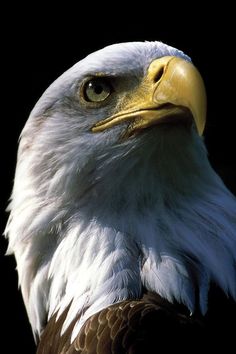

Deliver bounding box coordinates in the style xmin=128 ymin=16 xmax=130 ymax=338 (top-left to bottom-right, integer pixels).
xmin=5 ymin=41 xmax=236 ymax=353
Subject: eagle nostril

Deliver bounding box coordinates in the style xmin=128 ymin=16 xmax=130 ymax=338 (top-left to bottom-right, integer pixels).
xmin=153 ymin=67 xmax=164 ymax=83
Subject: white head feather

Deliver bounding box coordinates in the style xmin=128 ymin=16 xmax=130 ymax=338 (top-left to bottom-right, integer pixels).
xmin=5 ymin=41 xmax=236 ymax=341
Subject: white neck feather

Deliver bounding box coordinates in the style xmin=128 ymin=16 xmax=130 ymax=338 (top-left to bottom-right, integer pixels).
xmin=5 ymin=126 xmax=236 ymax=341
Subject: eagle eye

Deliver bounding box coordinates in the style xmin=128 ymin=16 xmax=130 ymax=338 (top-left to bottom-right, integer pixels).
xmin=82 ymin=78 xmax=113 ymax=103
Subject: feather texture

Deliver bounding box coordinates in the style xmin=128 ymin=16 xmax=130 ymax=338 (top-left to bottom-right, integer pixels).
xmin=37 ymin=292 xmax=205 ymax=353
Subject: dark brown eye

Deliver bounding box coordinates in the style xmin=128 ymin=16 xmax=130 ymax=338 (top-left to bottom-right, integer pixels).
xmin=83 ymin=78 xmax=112 ymax=102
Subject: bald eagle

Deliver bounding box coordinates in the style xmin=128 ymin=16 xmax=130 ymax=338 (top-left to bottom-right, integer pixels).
xmin=5 ymin=42 xmax=236 ymax=353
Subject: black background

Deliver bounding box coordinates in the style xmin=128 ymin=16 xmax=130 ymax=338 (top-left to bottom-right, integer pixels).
xmin=1 ymin=6 xmax=235 ymax=353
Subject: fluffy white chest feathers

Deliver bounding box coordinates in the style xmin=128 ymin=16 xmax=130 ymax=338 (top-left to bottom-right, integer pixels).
xmin=5 ymin=41 xmax=236 ymax=341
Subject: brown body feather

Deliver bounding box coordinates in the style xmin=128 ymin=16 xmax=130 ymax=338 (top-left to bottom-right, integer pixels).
xmin=37 ymin=292 xmax=207 ymax=353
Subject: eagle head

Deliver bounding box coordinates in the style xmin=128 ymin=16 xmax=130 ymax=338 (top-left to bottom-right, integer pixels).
xmin=5 ymin=42 xmax=236 ymax=342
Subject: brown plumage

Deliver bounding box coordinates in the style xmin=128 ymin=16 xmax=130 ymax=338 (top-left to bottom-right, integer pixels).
xmin=37 ymin=287 xmax=236 ymax=353
xmin=37 ymin=292 xmax=206 ymax=353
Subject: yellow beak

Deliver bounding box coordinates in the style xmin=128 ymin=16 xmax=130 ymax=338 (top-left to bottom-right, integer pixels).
xmin=92 ymin=56 xmax=207 ymax=136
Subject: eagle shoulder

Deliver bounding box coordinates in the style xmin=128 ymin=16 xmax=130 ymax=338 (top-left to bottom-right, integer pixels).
xmin=37 ymin=292 xmax=206 ymax=354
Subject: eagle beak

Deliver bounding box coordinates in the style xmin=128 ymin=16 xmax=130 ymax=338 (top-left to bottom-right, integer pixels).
xmin=92 ymin=56 xmax=207 ymax=136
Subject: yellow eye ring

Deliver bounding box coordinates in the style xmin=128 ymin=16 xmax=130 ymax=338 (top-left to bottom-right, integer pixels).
xmin=82 ymin=78 xmax=113 ymax=102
